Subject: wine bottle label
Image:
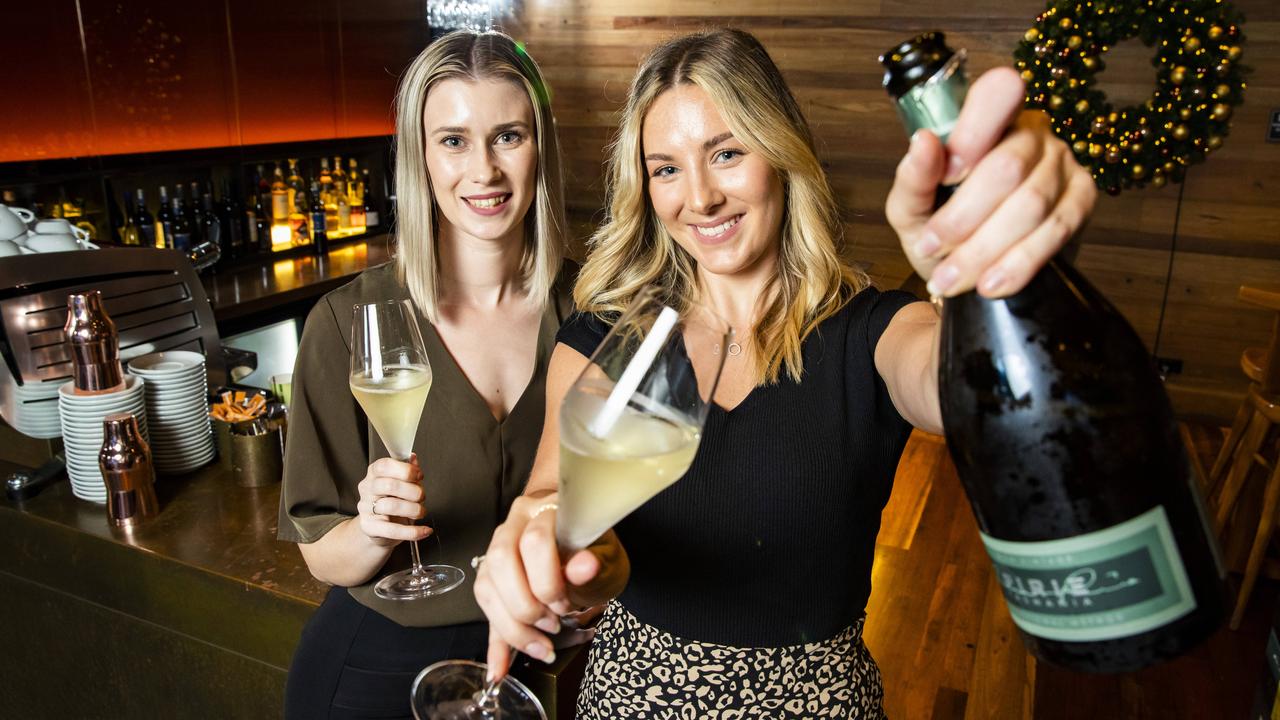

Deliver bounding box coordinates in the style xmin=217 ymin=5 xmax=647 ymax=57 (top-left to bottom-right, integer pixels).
xmin=980 ymin=506 xmax=1196 ymax=642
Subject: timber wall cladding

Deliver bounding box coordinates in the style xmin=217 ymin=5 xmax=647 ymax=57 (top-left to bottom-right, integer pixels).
xmin=506 ymin=0 xmax=1279 ymax=421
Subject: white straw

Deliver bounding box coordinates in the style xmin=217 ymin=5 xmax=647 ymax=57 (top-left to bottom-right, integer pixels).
xmin=365 ymin=305 xmax=384 ymax=382
xmin=588 ymin=306 xmax=678 ymax=439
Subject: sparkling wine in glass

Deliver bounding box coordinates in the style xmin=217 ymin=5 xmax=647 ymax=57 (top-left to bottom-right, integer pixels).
xmin=351 ymin=299 xmax=464 ymax=601
xmin=410 ymin=287 xmax=730 ymax=719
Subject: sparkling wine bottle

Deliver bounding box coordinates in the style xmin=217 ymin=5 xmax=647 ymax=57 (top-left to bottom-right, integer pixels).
xmin=881 ymin=32 xmax=1225 ymax=673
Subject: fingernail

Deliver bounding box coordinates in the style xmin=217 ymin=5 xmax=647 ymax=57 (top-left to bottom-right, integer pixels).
xmin=913 ymin=231 xmax=941 ymax=258
xmin=944 ymin=155 xmax=965 ymax=184
xmin=523 ymin=642 xmax=547 ymax=660
xmin=927 ymin=265 xmax=960 ymax=297
xmin=535 ymin=617 xmax=561 ymax=634
xmin=484 ymin=668 xmax=494 ymax=683
xmin=550 ymin=600 xmax=572 ymax=616
xmin=979 ymin=268 xmax=1007 ymax=295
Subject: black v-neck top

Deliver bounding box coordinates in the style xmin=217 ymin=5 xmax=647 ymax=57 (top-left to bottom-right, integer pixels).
xmin=556 ymin=287 xmax=919 ymax=647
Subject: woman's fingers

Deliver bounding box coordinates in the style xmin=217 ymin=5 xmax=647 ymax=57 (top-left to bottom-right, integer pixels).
xmin=925 ymin=131 xmax=1060 ymax=297
xmin=474 ymin=563 xmax=557 ymax=666
xmin=482 ymin=519 xmax=559 ymax=661
xmin=519 ymin=507 xmax=570 ymax=615
xmin=886 ymin=129 xmax=948 ymax=251
xmin=980 ymin=165 xmax=1097 ymax=297
xmin=359 ymin=517 xmax=431 ymax=542
xmin=484 ymin=629 xmax=513 ymax=682
xmin=943 ymin=67 xmax=1027 ymax=184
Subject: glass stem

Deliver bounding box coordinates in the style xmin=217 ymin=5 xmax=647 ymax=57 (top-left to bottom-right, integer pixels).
xmin=472 ymin=651 xmax=513 ymax=713
xmin=408 ymin=540 xmax=423 ymax=575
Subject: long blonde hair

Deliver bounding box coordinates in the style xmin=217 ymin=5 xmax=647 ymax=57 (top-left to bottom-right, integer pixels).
xmin=576 ymin=29 xmax=867 ymax=384
xmin=393 ymin=30 xmax=565 ymax=321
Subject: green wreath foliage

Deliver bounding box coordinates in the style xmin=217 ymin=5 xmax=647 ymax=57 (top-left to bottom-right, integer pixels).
xmin=1015 ymin=0 xmax=1247 ymax=195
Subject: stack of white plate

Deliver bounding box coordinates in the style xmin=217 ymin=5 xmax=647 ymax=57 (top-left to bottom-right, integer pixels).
xmin=11 ymin=378 xmax=69 ymax=439
xmin=58 ymin=375 xmax=148 ymax=503
xmin=127 ymin=351 xmax=214 ymax=473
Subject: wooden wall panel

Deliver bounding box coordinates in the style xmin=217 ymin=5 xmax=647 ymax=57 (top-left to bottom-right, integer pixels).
xmin=505 ymin=0 xmax=1280 ymax=421
xmin=0 ymin=1 xmax=96 ymax=160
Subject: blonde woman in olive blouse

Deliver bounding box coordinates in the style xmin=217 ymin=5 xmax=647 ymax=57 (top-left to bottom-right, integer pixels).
xmin=278 ymin=31 xmax=581 ymax=719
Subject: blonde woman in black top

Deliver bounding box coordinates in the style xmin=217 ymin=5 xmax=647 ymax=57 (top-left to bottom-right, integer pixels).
xmin=473 ymin=29 xmax=1097 ymax=717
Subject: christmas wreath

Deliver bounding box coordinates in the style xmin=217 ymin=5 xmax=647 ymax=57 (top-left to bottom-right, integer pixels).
xmin=1015 ymin=0 xmax=1247 ymax=195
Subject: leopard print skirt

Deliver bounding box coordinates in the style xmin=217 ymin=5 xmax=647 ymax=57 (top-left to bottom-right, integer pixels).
xmin=575 ymin=601 xmax=885 ymax=719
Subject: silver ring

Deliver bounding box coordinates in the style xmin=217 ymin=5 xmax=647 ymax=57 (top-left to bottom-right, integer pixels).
xmin=470 ymin=555 xmax=485 ymax=570
xmin=373 ymin=497 xmax=386 ymax=516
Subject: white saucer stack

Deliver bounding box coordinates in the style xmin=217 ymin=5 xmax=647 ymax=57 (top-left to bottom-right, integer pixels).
xmin=58 ymin=375 xmax=148 ymax=503
xmin=127 ymin=351 xmax=214 ymax=474
xmin=12 ymin=379 xmax=69 ymax=439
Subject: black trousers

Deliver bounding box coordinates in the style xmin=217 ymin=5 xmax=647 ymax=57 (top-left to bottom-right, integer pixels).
xmin=284 ymin=587 xmax=488 ymax=719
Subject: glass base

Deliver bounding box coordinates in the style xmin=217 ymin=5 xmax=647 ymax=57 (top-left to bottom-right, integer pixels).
xmin=412 ymin=660 xmax=546 ymax=720
xmin=374 ymin=564 xmax=465 ymax=601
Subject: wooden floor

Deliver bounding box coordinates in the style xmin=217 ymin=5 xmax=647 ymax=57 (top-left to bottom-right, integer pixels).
xmin=866 ymin=427 xmax=1276 ymax=720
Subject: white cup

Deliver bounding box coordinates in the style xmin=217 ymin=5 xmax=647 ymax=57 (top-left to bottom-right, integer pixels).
xmin=33 ymin=218 xmax=92 ymax=242
xmin=26 ymin=233 xmax=94 ymax=253
xmin=0 ymin=205 xmax=34 ymax=241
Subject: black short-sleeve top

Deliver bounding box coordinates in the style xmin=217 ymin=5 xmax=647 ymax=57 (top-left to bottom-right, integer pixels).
xmin=555 ymin=286 xmax=920 ymax=647
xmin=279 ymin=261 xmax=576 ymax=628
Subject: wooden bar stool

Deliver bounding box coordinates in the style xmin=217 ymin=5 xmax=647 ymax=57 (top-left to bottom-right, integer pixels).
xmin=1208 ymin=284 xmax=1280 ymax=630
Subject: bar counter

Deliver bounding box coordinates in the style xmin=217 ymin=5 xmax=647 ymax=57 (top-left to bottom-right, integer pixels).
xmin=202 ymin=235 xmax=395 ymax=337
xmin=0 ymin=456 xmax=582 ymax=718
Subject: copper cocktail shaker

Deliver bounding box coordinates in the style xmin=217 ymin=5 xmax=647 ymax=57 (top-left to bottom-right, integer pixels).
xmin=98 ymin=412 xmax=158 ymax=526
xmin=65 ymin=291 xmax=124 ymax=394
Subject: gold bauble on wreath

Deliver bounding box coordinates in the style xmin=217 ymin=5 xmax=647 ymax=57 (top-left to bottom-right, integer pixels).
xmin=1015 ymin=0 xmax=1249 ymax=195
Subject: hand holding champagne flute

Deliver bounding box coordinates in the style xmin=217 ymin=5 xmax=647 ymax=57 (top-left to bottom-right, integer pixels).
xmin=350 ymin=299 xmax=464 ymax=601
xmin=440 ymin=289 xmax=730 ymax=719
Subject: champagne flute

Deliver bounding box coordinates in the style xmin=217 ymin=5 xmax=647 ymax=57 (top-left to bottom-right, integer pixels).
xmin=410 ymin=288 xmax=731 ymax=719
xmin=350 ymin=299 xmax=465 ymax=601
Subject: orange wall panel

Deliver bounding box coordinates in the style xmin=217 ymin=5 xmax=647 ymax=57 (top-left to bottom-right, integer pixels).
xmin=228 ymin=0 xmax=341 ymax=146
xmin=0 ymin=2 xmax=96 ymax=161
xmin=79 ymin=0 xmax=239 ymax=156
xmin=337 ymin=0 xmax=428 ymax=138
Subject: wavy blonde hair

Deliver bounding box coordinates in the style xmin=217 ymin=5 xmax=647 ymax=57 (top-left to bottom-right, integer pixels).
xmin=576 ymin=28 xmax=868 ymax=384
xmin=393 ymin=30 xmax=565 ymax=321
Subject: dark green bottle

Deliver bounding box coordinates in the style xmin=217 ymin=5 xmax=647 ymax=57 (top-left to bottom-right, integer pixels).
xmin=881 ymin=32 xmax=1225 ymax=674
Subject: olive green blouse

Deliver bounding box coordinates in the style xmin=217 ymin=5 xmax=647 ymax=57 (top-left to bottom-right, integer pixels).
xmin=278 ymin=261 xmax=574 ymax=627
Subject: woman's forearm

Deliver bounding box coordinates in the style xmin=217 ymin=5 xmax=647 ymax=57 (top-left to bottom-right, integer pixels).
xmin=298 ymin=517 xmax=397 ymax=587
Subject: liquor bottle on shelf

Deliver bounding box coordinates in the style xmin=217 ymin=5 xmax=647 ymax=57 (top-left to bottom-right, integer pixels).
xmin=155 ymin=185 xmax=173 ymax=249
xmin=347 ymin=158 xmax=363 ymax=204
xmin=363 ymin=169 xmax=380 ymax=230
xmin=119 ymin=191 xmax=141 ymax=246
xmin=331 ymin=155 xmax=347 ymax=200
xmin=189 ymin=183 xmax=206 ymax=246
xmin=286 ymin=158 xmax=305 ymax=216
xmin=881 ymin=31 xmax=1225 ymax=674
xmin=134 ymin=189 xmax=157 ymax=248
xmin=349 ymin=188 xmax=366 ymax=233
xmin=217 ymin=180 xmax=244 ymax=261
xmin=168 ymin=196 xmax=193 ymax=252
xmin=270 ymin=164 xmax=289 ymax=227
xmin=319 ymin=157 xmax=333 ymax=197
xmin=253 ymin=193 xmax=272 ymax=253
xmin=289 ymin=179 xmax=311 ymax=246
xmin=201 ymin=190 xmax=220 ymax=260
xmin=309 ymin=181 xmax=327 ymax=253
xmin=335 ymin=186 xmax=350 ymax=236
xmin=256 ymin=164 xmax=271 ymax=206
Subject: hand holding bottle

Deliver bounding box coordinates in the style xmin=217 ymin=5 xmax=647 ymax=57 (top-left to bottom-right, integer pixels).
xmin=884 ymin=67 xmax=1096 ymax=299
